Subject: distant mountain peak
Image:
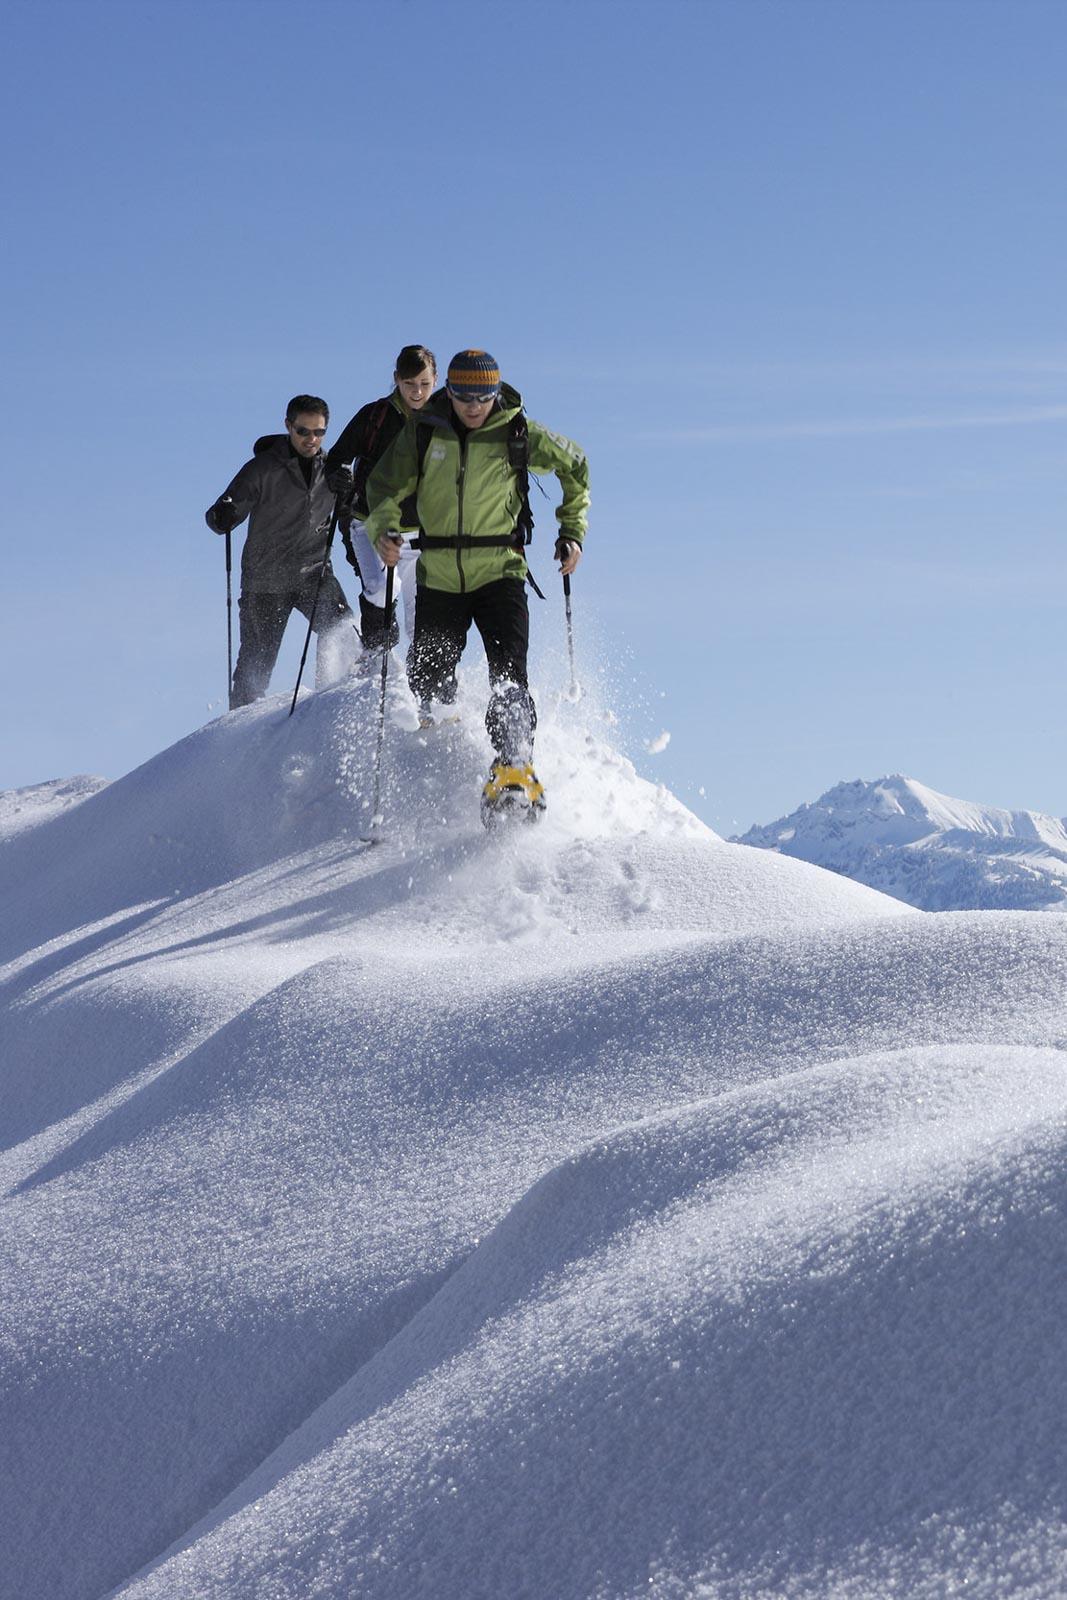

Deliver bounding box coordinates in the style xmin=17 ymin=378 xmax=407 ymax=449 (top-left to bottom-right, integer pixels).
xmin=736 ymin=776 xmax=1067 ymax=911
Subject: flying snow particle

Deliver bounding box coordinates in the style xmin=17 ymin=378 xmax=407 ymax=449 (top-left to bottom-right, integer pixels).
xmin=645 ymin=731 xmax=671 ymax=755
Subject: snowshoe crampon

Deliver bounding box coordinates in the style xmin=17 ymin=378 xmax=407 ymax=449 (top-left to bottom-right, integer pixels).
xmin=481 ymin=762 xmax=546 ymax=828
xmin=418 ymin=711 xmax=462 ymax=731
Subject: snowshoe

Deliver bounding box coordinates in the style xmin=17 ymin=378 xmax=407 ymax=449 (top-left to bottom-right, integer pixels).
xmin=352 ymin=647 xmax=384 ymax=680
xmin=417 ymin=702 xmax=462 ymax=731
xmin=481 ymin=762 xmax=546 ymax=828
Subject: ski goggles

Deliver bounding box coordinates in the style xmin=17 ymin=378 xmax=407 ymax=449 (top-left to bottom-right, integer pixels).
xmin=447 ymin=386 xmax=499 ymax=406
xmin=292 ymin=424 xmax=327 ymax=437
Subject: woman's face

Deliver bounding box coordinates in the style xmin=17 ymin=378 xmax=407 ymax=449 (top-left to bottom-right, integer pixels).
xmin=396 ymin=364 xmax=436 ymax=411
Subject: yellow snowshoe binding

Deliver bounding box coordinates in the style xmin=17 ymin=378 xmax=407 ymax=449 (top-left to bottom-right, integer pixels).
xmin=481 ymin=761 xmax=546 ymax=827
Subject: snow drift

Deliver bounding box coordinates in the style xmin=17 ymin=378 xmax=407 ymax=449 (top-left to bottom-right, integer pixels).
xmin=2 ymin=676 xmax=1066 ymax=1600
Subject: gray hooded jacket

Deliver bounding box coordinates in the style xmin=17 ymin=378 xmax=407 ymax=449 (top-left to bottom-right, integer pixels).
xmin=207 ymin=435 xmax=334 ymax=594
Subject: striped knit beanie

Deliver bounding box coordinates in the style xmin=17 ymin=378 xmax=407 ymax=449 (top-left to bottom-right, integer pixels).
xmin=447 ymin=349 xmax=501 ymax=398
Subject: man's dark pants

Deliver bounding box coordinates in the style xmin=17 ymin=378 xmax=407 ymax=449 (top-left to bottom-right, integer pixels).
xmin=407 ymin=577 xmax=537 ymax=763
xmin=231 ymin=570 xmax=351 ymax=708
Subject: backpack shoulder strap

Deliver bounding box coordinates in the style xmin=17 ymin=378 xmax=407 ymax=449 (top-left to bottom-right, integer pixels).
xmin=508 ymin=410 xmax=534 ymax=545
xmin=364 ymin=396 xmax=393 ymax=454
xmin=351 ymin=397 xmax=398 ymax=512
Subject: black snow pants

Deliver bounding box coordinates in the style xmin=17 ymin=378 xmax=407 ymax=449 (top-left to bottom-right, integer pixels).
xmin=407 ymin=577 xmax=537 ymax=763
xmin=231 ymin=569 xmax=352 ymax=708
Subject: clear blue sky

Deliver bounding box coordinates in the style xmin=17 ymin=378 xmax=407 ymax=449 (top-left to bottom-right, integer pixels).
xmin=3 ymin=0 xmax=1065 ymax=832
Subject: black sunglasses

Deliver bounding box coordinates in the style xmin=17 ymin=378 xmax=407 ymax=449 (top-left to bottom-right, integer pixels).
xmin=447 ymin=386 xmax=498 ymax=406
xmin=292 ymin=424 xmax=327 ymax=438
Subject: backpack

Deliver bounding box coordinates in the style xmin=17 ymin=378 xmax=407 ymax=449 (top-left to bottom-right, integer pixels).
xmin=350 ymin=398 xmax=397 ymax=514
xmin=340 ymin=399 xmax=410 ymax=577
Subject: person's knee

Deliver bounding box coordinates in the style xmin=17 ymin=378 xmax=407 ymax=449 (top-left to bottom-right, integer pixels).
xmin=409 ymin=630 xmax=459 ymax=701
xmin=360 ymin=594 xmax=399 ymax=651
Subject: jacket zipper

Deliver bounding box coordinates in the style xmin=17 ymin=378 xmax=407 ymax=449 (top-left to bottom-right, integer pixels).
xmin=455 ymin=434 xmax=468 ymax=593
xmin=293 ymin=454 xmax=320 ymax=543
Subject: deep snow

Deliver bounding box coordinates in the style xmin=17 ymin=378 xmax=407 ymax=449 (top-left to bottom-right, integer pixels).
xmin=2 ymin=672 xmax=1066 ymax=1600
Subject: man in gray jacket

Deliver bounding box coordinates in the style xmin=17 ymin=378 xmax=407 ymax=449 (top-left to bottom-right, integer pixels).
xmin=206 ymin=395 xmax=355 ymax=707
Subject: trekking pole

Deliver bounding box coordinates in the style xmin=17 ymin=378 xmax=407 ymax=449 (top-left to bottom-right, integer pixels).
xmin=288 ymin=500 xmax=341 ymax=716
xmin=366 ymin=559 xmax=396 ymax=838
xmin=563 ymin=569 xmax=578 ymax=699
xmin=225 ymin=529 xmax=234 ymax=708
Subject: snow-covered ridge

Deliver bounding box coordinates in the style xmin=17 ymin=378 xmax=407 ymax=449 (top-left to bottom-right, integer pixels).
xmin=3 ymin=687 xmax=1067 ymax=1600
xmin=0 ymin=773 xmax=110 ymax=840
xmin=736 ymin=772 xmax=1067 ymax=910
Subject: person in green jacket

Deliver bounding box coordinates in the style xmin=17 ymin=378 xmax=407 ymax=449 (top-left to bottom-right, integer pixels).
xmin=364 ymin=349 xmax=589 ymax=820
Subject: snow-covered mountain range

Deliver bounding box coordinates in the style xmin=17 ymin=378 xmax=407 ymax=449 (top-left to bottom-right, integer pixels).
xmin=4 ymin=678 xmax=1067 ymax=1599
xmin=736 ymin=773 xmax=1067 ymax=911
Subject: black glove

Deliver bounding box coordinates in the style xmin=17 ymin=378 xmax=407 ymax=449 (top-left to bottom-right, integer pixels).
xmin=326 ymin=463 xmax=354 ymax=497
xmin=207 ymin=495 xmax=237 ymax=535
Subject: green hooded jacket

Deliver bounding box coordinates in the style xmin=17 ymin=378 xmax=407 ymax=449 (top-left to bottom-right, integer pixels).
xmin=364 ymin=383 xmax=589 ymax=594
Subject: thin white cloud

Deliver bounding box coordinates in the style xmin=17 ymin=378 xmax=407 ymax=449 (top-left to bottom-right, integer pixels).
xmin=604 ymin=350 xmax=1067 ymax=393
xmin=664 ymin=405 xmax=1067 ymax=442
xmin=705 ymin=355 xmax=1067 ymax=384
